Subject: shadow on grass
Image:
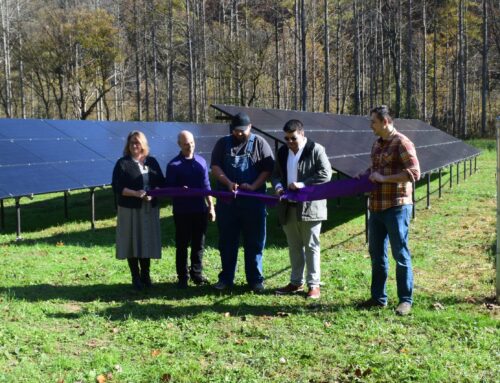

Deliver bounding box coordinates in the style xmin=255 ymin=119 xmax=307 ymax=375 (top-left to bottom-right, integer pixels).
xmin=0 ymin=281 xmax=353 ymax=320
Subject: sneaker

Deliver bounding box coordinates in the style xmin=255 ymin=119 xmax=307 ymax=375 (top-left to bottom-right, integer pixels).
xmin=357 ymin=298 xmax=387 ymax=309
xmin=306 ymin=286 xmax=321 ymax=299
xmin=192 ymin=276 xmax=210 ymax=286
xmin=251 ymin=282 xmax=265 ymax=293
xmin=275 ymin=283 xmax=304 ymax=295
xmin=395 ymin=302 xmax=412 ymax=316
xmin=177 ymin=279 xmax=188 ymax=289
xmin=213 ymin=280 xmax=228 ymax=290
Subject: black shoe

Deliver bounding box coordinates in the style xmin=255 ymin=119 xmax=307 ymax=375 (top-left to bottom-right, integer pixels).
xmin=132 ymin=275 xmax=144 ymax=291
xmin=140 ymin=273 xmax=152 ymax=288
xmin=357 ymin=298 xmax=387 ymax=309
xmin=192 ymin=276 xmax=210 ymax=286
xmin=177 ymin=279 xmax=188 ymax=289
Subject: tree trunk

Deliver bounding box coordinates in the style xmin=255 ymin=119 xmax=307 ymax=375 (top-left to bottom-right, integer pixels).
xmin=16 ymin=0 xmax=25 ymax=118
xmin=481 ymin=0 xmax=488 ymax=136
xmin=133 ymin=0 xmax=142 ymax=120
xmin=300 ymin=0 xmax=307 ymax=111
xmin=432 ymin=0 xmax=437 ymax=127
xmin=274 ymin=5 xmax=281 ymax=109
xmin=167 ymin=0 xmax=174 ymax=120
xmin=323 ymin=0 xmax=330 ymax=113
xmin=152 ymin=23 xmax=159 ymax=121
xmin=186 ymin=0 xmax=194 ymax=121
xmin=406 ymin=0 xmax=413 ymax=118
xmin=294 ymin=0 xmax=299 ymax=110
xmin=0 ymin=0 xmax=12 ymax=117
xmin=421 ymin=0 xmax=427 ymax=121
xmin=353 ymin=0 xmax=361 ymax=115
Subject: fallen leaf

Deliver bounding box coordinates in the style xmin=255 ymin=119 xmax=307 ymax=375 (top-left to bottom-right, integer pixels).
xmin=96 ymin=375 xmax=106 ymax=383
xmin=324 ymin=321 xmax=332 ymax=328
xmin=355 ymin=368 xmax=362 ymax=377
xmin=160 ymin=373 xmax=172 ymax=382
xmin=399 ymin=348 xmax=408 ymax=354
xmin=279 ymin=357 xmax=287 ymax=364
xmin=111 ymin=328 xmax=119 ymax=334
xmin=106 ymin=372 xmax=113 ymax=380
xmin=151 ymin=349 xmax=161 ymax=357
xmin=235 ymin=339 xmax=245 ymax=345
xmin=56 ymin=379 xmax=64 ymax=383
xmin=114 ymin=364 xmax=122 ymax=373
xmin=433 ymin=302 xmax=445 ymax=310
xmin=276 ymin=312 xmax=290 ymax=317
xmin=223 ymin=312 xmax=231 ymax=317
xmin=56 ymin=241 xmax=64 ymax=247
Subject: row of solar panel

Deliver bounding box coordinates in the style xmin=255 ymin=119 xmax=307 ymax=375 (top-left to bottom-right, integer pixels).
xmin=0 ymin=105 xmax=481 ymax=199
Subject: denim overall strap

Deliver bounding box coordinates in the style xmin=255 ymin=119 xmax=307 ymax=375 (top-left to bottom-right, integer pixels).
xmin=223 ymin=134 xmax=258 ymax=186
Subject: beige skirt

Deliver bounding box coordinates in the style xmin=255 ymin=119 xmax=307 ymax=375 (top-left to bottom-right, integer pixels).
xmin=115 ymin=203 xmax=162 ymax=259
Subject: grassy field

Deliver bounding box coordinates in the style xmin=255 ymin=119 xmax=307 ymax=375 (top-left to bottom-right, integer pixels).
xmin=0 ymin=140 xmax=498 ymax=383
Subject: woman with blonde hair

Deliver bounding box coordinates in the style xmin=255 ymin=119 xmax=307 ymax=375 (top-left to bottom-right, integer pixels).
xmin=112 ymin=131 xmax=164 ymax=290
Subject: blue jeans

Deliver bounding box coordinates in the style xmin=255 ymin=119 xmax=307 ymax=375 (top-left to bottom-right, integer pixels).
xmin=216 ymin=200 xmax=266 ymax=286
xmin=368 ymin=205 xmax=413 ymax=305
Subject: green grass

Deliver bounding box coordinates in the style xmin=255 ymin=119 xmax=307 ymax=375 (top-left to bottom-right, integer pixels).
xmin=0 ymin=141 xmax=498 ymax=383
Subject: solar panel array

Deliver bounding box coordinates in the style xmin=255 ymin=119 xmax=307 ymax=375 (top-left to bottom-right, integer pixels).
xmin=212 ymin=105 xmax=481 ymax=178
xmin=0 ymin=118 xmax=234 ymax=199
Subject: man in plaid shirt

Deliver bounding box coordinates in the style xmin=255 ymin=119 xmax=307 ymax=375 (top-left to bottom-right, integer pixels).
xmin=360 ymin=105 xmax=420 ymax=316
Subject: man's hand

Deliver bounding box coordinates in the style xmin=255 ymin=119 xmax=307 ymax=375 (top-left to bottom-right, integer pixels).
xmin=275 ymin=187 xmax=284 ymax=196
xmin=227 ymin=181 xmax=238 ymax=192
xmin=287 ymin=182 xmax=302 ymax=191
xmin=369 ymin=171 xmax=385 ymax=183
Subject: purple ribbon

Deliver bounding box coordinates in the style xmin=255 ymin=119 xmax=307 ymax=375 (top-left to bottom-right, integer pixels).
xmin=147 ymin=175 xmax=374 ymax=207
xmin=282 ymin=175 xmax=375 ymax=202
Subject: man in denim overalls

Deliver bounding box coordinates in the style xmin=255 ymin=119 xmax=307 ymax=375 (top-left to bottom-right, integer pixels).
xmin=210 ymin=112 xmax=275 ymax=292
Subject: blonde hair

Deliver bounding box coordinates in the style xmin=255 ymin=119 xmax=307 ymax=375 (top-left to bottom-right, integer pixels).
xmin=123 ymin=130 xmax=150 ymax=157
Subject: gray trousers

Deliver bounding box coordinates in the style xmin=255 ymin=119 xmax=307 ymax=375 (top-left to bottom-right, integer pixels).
xmin=282 ymin=207 xmax=322 ymax=288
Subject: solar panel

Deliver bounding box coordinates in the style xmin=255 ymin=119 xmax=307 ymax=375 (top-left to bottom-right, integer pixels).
xmin=212 ymin=105 xmax=480 ymax=177
xmin=0 ymin=118 xmax=235 ymax=199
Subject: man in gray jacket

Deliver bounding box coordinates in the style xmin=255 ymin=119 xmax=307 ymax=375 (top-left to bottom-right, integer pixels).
xmin=272 ymin=119 xmax=332 ymax=299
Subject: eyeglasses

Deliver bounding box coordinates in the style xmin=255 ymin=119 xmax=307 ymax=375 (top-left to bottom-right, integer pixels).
xmin=284 ymin=136 xmax=298 ymax=142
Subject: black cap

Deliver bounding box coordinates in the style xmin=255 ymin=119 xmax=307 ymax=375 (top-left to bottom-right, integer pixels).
xmin=230 ymin=112 xmax=251 ymax=131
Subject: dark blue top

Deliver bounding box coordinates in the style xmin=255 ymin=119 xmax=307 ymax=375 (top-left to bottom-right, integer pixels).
xmin=165 ymin=153 xmax=211 ymax=214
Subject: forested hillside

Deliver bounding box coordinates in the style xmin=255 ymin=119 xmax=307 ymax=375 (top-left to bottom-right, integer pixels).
xmin=0 ymin=0 xmax=498 ymax=136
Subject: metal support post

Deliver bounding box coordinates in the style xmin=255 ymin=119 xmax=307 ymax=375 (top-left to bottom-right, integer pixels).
xmin=464 ymin=160 xmax=467 ymax=181
xmin=438 ymin=168 xmax=442 ymax=198
xmin=426 ymin=173 xmax=431 ymax=209
xmin=456 ymin=162 xmax=460 ymax=185
xmin=15 ymin=197 xmax=22 ymax=241
xmin=469 ymin=158 xmax=472 ymax=176
xmin=90 ymin=188 xmax=96 ymax=230
xmin=450 ymin=164 xmax=453 ymax=188
xmin=64 ymin=191 xmax=69 ymax=219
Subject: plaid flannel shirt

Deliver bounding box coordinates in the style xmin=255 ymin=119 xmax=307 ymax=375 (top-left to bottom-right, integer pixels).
xmin=368 ymin=130 xmax=420 ymax=212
